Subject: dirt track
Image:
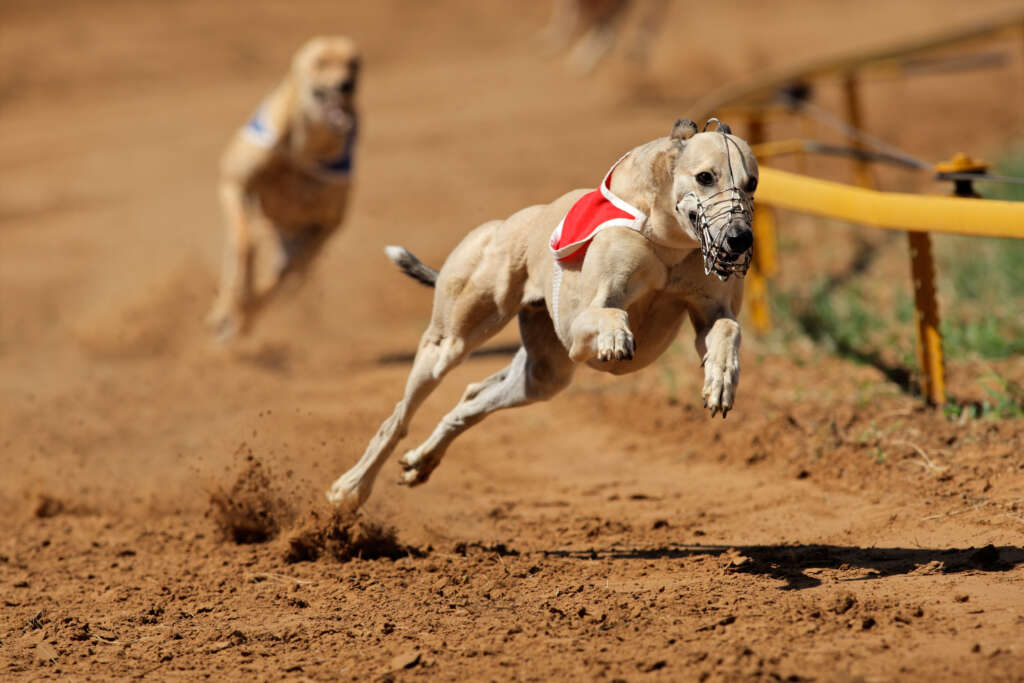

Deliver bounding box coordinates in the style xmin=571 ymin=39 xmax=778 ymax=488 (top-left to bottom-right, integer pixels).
xmin=2 ymin=1 xmax=1024 ymax=680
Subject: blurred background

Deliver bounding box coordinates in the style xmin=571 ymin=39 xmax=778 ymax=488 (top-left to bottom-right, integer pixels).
xmin=2 ymin=0 xmax=1022 ymax=510
xmin=2 ymin=2 xmax=1024 ymax=678
xmin=3 ymin=0 xmax=1023 ymax=510
xmin=2 ymin=0 xmax=1024 ymax=509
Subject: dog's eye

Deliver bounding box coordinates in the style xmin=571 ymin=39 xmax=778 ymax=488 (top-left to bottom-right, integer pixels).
xmin=313 ymin=87 xmax=329 ymax=101
xmin=745 ymin=177 xmax=758 ymax=193
xmin=696 ymin=171 xmax=714 ymax=187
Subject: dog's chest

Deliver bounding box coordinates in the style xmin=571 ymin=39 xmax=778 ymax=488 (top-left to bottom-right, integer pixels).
xmin=579 ymin=288 xmax=690 ymax=376
xmin=663 ymin=251 xmax=719 ymax=297
xmin=251 ymin=161 xmax=350 ymax=230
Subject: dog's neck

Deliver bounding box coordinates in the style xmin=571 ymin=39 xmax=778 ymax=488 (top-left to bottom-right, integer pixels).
xmin=606 ymin=138 xmax=700 ymax=266
xmin=290 ymin=110 xmax=353 ymax=160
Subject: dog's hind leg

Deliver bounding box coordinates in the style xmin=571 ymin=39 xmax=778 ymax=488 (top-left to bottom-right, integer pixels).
xmin=207 ymin=181 xmax=256 ymax=341
xmin=243 ymin=224 xmax=333 ymax=325
xmin=398 ymin=305 xmax=575 ymax=486
xmin=328 ymin=221 xmax=528 ymax=509
xmin=328 ymin=289 xmax=520 ymax=509
xmin=325 ymin=331 xmax=468 ymax=510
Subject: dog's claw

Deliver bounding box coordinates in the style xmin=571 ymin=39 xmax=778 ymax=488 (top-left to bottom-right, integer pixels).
xmin=596 ymin=327 xmax=635 ymax=363
xmin=701 ymin=343 xmax=739 ymax=419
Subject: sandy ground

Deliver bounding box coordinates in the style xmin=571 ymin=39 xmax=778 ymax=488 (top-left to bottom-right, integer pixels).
xmin=2 ymin=1 xmax=1023 ymax=680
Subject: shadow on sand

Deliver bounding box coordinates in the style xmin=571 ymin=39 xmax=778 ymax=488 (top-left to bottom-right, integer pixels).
xmin=542 ymin=542 xmax=1024 ymax=590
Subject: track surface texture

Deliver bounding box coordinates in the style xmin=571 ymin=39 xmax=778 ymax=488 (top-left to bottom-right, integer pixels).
xmin=2 ymin=1 xmax=1023 ymax=681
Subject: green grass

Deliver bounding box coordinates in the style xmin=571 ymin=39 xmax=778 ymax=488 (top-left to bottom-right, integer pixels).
xmin=935 ymin=227 xmax=1024 ymax=359
xmin=944 ymin=372 xmax=1024 ymax=421
xmin=771 ymin=283 xmax=914 ymax=389
xmin=979 ymin=143 xmax=1024 ymax=203
xmin=764 ymin=143 xmax=1024 ymax=415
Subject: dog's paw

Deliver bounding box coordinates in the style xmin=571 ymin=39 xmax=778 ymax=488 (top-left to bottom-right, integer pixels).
xmin=398 ymin=449 xmax=438 ymax=487
xmin=596 ymin=327 xmax=635 ymax=362
xmin=206 ymin=306 xmax=244 ymax=344
xmin=701 ymin=352 xmax=739 ymax=419
xmin=325 ymin=476 xmax=366 ymax=512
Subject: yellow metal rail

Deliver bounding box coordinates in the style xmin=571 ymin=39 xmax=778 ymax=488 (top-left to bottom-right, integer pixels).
xmin=753 ymin=166 xmax=1024 ymax=406
xmin=687 ymin=10 xmax=1024 ymax=405
xmin=757 ymin=167 xmax=1024 ymax=238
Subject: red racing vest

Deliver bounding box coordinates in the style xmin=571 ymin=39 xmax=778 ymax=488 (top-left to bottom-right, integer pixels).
xmin=549 ymin=154 xmax=646 ymax=262
xmin=548 ymin=154 xmax=648 ymax=332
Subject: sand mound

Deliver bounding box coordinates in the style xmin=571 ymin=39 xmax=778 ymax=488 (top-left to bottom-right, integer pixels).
xmin=208 ymin=446 xmax=293 ymax=544
xmin=283 ymin=508 xmax=424 ymax=563
xmin=32 ymin=493 xmax=96 ymax=519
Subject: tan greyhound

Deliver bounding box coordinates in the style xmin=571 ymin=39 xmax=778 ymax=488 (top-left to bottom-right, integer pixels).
xmin=328 ymin=119 xmax=758 ymax=511
xmin=207 ymin=36 xmax=361 ymax=342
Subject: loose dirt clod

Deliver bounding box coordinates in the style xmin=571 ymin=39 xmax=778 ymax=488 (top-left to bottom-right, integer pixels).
xmin=833 ymin=593 xmax=858 ymax=615
xmin=208 ymin=447 xmax=292 ymax=544
xmin=389 ymin=651 xmax=421 ymax=671
xmin=34 ymin=495 xmax=64 ymax=519
xmin=283 ymin=509 xmax=421 ymax=563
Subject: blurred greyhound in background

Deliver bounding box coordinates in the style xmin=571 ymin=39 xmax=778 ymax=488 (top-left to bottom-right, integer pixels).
xmin=207 ymin=37 xmax=361 ymax=342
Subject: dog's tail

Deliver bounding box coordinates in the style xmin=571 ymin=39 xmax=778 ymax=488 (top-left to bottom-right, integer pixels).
xmin=385 ymin=245 xmax=438 ymax=288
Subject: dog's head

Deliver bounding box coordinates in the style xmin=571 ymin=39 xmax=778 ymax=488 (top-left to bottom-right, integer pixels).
xmin=668 ymin=119 xmax=758 ymax=279
xmin=292 ymin=36 xmax=361 ymax=130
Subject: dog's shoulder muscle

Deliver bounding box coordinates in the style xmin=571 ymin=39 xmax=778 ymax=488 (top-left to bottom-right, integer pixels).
xmin=581 ymin=226 xmax=669 ymax=303
xmin=220 ymin=79 xmax=295 ymax=183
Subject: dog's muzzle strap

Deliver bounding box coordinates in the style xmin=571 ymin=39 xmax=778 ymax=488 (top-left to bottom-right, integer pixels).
xmin=683 ymin=188 xmax=753 ymax=281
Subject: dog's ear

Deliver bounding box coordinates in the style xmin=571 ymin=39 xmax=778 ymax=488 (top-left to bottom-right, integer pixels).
xmin=670 ymin=118 xmax=698 ymax=141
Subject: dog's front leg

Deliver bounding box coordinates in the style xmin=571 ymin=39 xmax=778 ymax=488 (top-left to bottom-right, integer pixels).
xmin=207 ymin=180 xmax=254 ymax=341
xmin=567 ymin=306 xmax=635 ymax=362
xmin=563 ymin=232 xmax=664 ymax=364
xmin=565 ymin=265 xmax=636 ymax=363
xmin=691 ymin=306 xmax=741 ymax=418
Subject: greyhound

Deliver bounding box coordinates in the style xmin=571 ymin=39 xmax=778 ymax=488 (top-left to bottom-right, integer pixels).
xmin=328 ymin=119 xmax=758 ymax=510
xmin=207 ymin=37 xmax=361 ymax=342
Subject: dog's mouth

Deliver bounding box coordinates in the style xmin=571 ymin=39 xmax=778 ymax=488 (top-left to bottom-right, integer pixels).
xmin=708 ymin=243 xmax=750 ymax=278
xmin=324 ymin=102 xmax=353 ymax=129
xmin=312 ymin=87 xmax=355 ymax=129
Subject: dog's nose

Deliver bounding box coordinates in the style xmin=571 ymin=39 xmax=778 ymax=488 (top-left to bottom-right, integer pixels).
xmin=726 ymin=227 xmax=753 ymax=253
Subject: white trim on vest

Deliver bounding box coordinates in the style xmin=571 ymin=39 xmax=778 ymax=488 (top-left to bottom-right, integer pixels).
xmin=550 ymin=153 xmax=648 ymax=333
